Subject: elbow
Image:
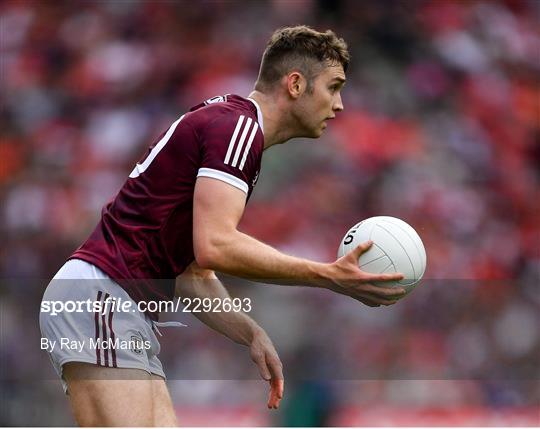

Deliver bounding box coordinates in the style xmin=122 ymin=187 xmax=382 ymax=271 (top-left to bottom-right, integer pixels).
xmin=193 ymin=240 xmax=222 ymax=271
xmin=194 ymin=248 xmax=217 ymax=270
xmin=193 ymin=226 xmax=237 ymax=270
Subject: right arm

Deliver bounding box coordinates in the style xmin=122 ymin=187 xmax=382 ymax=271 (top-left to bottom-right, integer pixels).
xmin=194 ymin=177 xmax=327 ymax=283
xmin=193 ymin=177 xmax=405 ymax=306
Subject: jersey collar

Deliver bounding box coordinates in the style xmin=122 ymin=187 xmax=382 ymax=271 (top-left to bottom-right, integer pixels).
xmin=247 ymin=97 xmax=264 ymax=133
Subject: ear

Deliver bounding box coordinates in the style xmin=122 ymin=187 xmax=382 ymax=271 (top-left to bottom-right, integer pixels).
xmin=285 ymin=71 xmax=306 ymax=99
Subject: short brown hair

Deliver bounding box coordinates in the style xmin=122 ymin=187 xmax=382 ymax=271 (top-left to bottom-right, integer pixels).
xmin=255 ymin=25 xmax=350 ymax=93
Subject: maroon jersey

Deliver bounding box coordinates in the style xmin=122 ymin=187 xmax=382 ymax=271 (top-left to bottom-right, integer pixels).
xmin=71 ymin=95 xmax=264 ymax=315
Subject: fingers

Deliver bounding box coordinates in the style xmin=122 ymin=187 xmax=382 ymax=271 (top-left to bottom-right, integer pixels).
xmin=345 ymin=285 xmax=402 ymax=306
xmin=366 ymin=272 xmax=404 ymax=282
xmin=266 ymin=354 xmax=284 ymax=409
xmin=345 ymin=242 xmax=406 ymax=286
xmin=267 ymin=378 xmax=284 ymax=409
xmin=251 ymin=351 xmax=271 ymax=381
xmin=267 ymin=355 xmax=284 ymax=382
xmin=351 ymin=240 xmax=373 ymax=258
xmin=359 ymin=283 xmax=406 ymax=297
xmin=359 ymin=298 xmax=381 ymax=307
xmin=340 ymin=287 xmax=391 ymax=307
xmin=345 ymin=290 xmax=389 ymax=307
xmin=253 ymin=350 xmax=284 ymax=409
xmin=338 ymin=279 xmax=405 ymax=306
xmin=360 ymin=296 xmax=399 ymax=306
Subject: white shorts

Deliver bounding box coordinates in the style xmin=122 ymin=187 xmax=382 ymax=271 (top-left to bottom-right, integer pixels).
xmin=39 ymin=259 xmax=165 ymax=392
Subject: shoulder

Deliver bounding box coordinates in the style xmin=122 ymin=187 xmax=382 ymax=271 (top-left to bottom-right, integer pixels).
xmin=186 ymin=95 xmax=261 ymax=136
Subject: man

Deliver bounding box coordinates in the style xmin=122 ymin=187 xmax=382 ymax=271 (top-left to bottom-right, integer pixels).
xmin=40 ymin=26 xmax=405 ymax=426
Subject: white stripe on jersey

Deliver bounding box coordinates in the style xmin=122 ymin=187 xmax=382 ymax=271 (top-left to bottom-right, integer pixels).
xmin=239 ymin=122 xmax=259 ymax=171
xmin=197 ymin=168 xmax=249 ymax=194
xmin=224 ymin=115 xmax=245 ymax=165
xmin=129 ymin=115 xmax=185 ymax=178
xmin=231 ymin=117 xmax=253 ymax=168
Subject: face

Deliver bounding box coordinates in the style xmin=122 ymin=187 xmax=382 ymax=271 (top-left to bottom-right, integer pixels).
xmin=292 ymin=64 xmax=346 ymax=138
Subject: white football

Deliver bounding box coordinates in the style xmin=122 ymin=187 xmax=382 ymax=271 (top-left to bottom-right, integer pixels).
xmin=338 ymin=216 xmax=427 ymax=293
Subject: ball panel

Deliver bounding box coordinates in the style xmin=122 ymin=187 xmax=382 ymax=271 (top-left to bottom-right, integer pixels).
xmin=337 ymin=220 xmax=376 ymax=258
xmin=359 ymin=243 xmax=386 ymax=264
xmin=371 ymin=224 xmax=416 ymax=280
xmin=379 ymin=263 xmax=399 ymax=288
xmin=377 ymin=221 xmax=423 ymax=280
xmin=390 ymin=219 xmax=426 ymax=276
xmin=382 ymin=263 xmax=396 ymax=273
xmin=359 ymin=255 xmax=393 ymax=273
xmin=378 ymin=216 xmax=427 ymax=276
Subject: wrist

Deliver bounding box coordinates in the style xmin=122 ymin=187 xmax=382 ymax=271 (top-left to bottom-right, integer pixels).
xmin=248 ymin=325 xmax=265 ymax=345
xmin=307 ymin=262 xmax=334 ymax=288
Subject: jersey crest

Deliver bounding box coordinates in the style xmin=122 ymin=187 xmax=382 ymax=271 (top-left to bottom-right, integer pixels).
xmin=204 ymin=95 xmax=227 ymax=105
xmin=252 ymin=170 xmax=260 ymax=186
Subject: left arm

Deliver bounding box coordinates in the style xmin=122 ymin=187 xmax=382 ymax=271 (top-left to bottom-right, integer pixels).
xmin=175 ymin=261 xmax=284 ymax=409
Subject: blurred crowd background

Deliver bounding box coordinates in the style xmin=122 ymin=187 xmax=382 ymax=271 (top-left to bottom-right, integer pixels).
xmin=1 ymin=0 xmax=539 ymax=426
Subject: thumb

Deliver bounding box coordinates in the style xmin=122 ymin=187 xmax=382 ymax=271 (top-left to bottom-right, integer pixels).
xmin=351 ymin=240 xmax=373 ymax=259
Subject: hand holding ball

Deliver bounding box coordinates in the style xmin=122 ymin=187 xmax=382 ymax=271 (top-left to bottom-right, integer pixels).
xmin=338 ymin=216 xmax=427 ymax=294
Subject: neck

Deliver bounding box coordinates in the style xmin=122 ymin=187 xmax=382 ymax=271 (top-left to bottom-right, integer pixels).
xmin=248 ymin=90 xmax=296 ymax=149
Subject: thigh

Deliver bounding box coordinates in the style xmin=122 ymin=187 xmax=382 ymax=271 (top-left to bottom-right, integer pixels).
xmin=41 ymin=262 xmax=166 ymax=390
xmin=64 ymin=362 xmax=155 ymax=427
xmin=151 ymin=375 xmax=178 ymax=426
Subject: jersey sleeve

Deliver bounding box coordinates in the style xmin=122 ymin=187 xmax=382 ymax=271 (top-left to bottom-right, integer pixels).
xmin=197 ymin=111 xmax=262 ymax=194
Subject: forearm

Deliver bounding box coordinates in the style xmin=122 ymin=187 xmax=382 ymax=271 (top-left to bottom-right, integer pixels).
xmin=193 ymin=177 xmax=332 ymax=287
xmin=175 ymin=266 xmax=263 ymax=346
xmin=197 ymin=230 xmax=331 ymax=286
